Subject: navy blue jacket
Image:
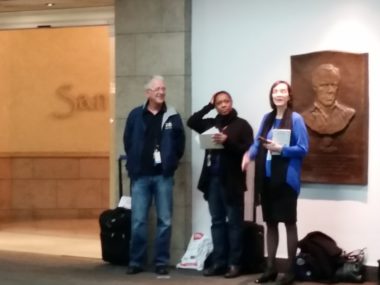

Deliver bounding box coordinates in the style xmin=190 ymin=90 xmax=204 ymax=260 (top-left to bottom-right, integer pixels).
xmin=123 ymin=103 xmax=185 ymax=180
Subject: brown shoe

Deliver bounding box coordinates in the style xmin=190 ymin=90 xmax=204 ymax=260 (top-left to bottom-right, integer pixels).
xmin=155 ymin=265 xmax=169 ymax=275
xmin=203 ymin=265 xmax=227 ymax=276
xmin=276 ymin=273 xmax=295 ymax=285
xmin=126 ymin=266 xmax=143 ymax=275
xmin=255 ymin=268 xmax=278 ymax=283
xmin=224 ymin=265 xmax=240 ymax=278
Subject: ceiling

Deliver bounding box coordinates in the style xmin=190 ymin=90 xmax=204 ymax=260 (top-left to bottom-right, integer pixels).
xmin=0 ymin=0 xmax=114 ymax=13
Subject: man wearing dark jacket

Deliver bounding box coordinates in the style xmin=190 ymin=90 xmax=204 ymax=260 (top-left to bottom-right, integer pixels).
xmin=187 ymin=91 xmax=253 ymax=278
xmin=123 ymin=75 xmax=185 ymax=275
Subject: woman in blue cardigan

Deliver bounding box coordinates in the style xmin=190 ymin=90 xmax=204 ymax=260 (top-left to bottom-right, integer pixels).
xmin=242 ymin=80 xmax=309 ymax=285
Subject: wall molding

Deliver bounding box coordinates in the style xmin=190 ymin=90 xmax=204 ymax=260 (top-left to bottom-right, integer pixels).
xmin=0 ymin=152 xmax=109 ymax=158
xmin=0 ymin=6 xmax=114 ymax=29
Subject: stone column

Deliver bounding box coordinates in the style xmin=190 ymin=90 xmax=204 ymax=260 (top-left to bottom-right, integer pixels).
xmin=114 ymin=0 xmax=191 ymax=265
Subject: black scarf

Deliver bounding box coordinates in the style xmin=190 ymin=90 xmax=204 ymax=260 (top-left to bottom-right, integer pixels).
xmin=215 ymin=109 xmax=238 ymax=130
xmin=208 ymin=109 xmax=238 ymax=175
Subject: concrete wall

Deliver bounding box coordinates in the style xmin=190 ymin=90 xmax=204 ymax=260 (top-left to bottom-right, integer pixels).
xmin=114 ymin=0 xmax=192 ymax=265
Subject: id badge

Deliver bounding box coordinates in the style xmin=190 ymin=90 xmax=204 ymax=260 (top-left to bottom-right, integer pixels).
xmin=153 ymin=149 xmax=162 ymax=165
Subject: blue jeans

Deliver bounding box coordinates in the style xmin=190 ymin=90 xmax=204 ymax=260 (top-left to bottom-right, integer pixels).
xmin=129 ymin=175 xmax=174 ymax=267
xmin=208 ymin=176 xmax=244 ymax=267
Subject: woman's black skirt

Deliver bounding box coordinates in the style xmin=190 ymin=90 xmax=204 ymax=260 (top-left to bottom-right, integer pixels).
xmin=260 ymin=178 xmax=298 ymax=223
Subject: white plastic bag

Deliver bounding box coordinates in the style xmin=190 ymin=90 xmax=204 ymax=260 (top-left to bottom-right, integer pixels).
xmin=176 ymin=232 xmax=213 ymax=271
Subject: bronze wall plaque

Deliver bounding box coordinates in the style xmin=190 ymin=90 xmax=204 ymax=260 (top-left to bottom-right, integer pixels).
xmin=291 ymin=51 xmax=368 ymax=185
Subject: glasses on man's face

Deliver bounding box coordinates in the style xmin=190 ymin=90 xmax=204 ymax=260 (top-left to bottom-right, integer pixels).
xmin=149 ymin=87 xmax=166 ymax=93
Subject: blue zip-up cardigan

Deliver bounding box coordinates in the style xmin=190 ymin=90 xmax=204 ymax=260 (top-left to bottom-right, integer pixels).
xmin=123 ymin=103 xmax=185 ymax=180
xmin=248 ymin=112 xmax=309 ymax=194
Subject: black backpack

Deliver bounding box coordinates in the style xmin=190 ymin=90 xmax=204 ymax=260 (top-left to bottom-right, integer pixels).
xmin=297 ymin=231 xmax=343 ymax=281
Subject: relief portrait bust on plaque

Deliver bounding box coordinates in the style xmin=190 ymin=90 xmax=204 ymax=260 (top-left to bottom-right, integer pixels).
xmin=291 ymin=51 xmax=368 ymax=185
xmin=302 ymin=63 xmax=356 ymax=135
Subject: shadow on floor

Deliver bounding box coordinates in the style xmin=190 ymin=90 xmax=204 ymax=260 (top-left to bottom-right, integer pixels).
xmin=0 ymin=250 xmax=263 ymax=285
xmin=1 ymin=250 xmax=378 ymax=285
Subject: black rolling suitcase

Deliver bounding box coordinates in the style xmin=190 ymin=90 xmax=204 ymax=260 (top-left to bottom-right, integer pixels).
xmin=241 ymin=192 xmax=265 ymax=274
xmin=99 ymin=155 xmax=131 ymax=265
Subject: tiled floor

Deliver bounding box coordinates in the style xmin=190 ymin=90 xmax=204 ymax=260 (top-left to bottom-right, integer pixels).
xmin=0 ymin=218 xmax=101 ymax=259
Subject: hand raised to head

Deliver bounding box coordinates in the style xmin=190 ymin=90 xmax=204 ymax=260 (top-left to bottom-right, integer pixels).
xmin=210 ymin=94 xmax=215 ymax=106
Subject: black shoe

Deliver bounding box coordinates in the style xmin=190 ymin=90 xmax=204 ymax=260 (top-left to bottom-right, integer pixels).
xmin=255 ymin=268 xmax=278 ymax=283
xmin=155 ymin=265 xmax=169 ymax=275
xmin=276 ymin=273 xmax=295 ymax=285
xmin=126 ymin=266 xmax=143 ymax=275
xmin=203 ymin=265 xmax=227 ymax=277
xmin=224 ymin=265 xmax=240 ymax=278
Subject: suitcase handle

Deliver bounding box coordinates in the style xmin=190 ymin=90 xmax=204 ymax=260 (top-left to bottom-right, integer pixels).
xmin=118 ymin=155 xmax=127 ymax=199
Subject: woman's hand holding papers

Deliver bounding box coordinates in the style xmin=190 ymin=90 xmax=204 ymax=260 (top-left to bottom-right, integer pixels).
xmin=212 ymin=132 xmax=227 ymax=144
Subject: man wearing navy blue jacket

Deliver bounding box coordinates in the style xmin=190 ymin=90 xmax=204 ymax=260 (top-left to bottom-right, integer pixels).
xmin=123 ymin=75 xmax=185 ymax=275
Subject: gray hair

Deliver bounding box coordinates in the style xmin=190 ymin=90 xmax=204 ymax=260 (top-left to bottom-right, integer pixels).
xmin=144 ymin=75 xmax=165 ymax=90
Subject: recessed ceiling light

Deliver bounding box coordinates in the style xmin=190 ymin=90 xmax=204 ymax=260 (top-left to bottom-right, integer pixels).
xmin=46 ymin=3 xmax=55 ymax=7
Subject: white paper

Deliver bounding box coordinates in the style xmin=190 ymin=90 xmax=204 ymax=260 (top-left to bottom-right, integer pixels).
xmin=271 ymin=129 xmax=291 ymax=155
xmin=197 ymin=127 xmax=224 ymax=149
xmin=118 ymin=196 xmax=131 ymax=209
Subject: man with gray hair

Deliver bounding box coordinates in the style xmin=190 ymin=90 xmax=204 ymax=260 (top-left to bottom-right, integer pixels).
xmin=123 ymin=75 xmax=185 ymax=275
xmin=302 ymin=63 xmax=356 ymax=135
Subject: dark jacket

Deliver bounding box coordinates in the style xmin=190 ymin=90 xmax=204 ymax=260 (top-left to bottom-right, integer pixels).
xmin=187 ymin=103 xmax=253 ymax=204
xmin=123 ymin=103 xmax=185 ymax=180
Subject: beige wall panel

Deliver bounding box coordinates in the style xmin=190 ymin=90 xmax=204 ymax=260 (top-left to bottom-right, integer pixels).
xmin=12 ymin=180 xmax=57 ymax=209
xmin=100 ymin=179 xmax=110 ymax=208
xmin=0 ymin=158 xmax=11 ymax=179
xmin=79 ymin=158 xmax=109 ymax=179
xmin=0 ymin=180 xmax=11 ymax=209
xmin=0 ymin=210 xmax=12 ymax=221
xmin=0 ymin=26 xmax=110 ymax=153
xmin=56 ymin=179 xmax=103 ymax=209
xmin=0 ymin=33 xmax=11 ymax=152
xmin=33 ymin=158 xmax=79 ymax=179
xmin=11 ymin=158 xmax=33 ymax=179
